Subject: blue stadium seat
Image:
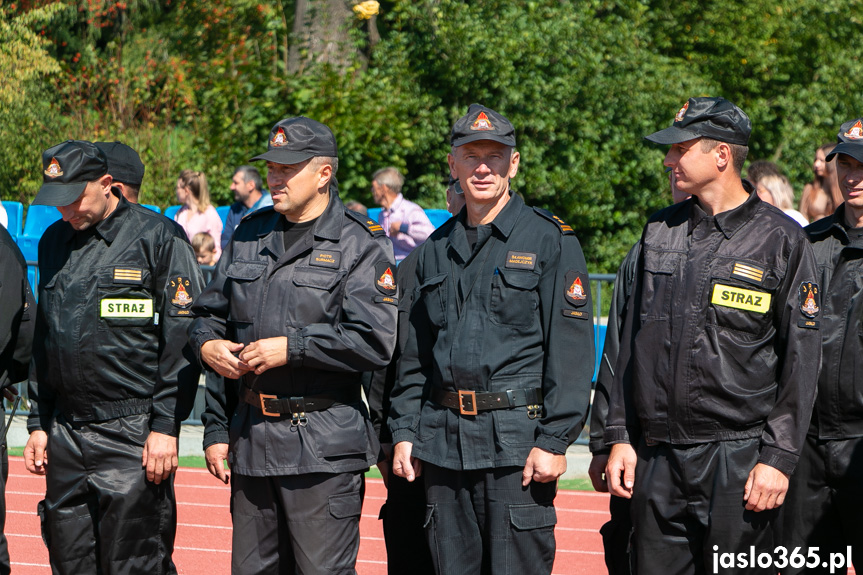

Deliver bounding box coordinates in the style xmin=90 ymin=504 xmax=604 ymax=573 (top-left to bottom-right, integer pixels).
xmin=2 ymin=201 xmax=23 ymax=239
xmin=164 ymin=205 xmax=181 ymax=220
xmin=142 ymin=204 xmax=161 ymax=214
xmin=366 ymin=207 xmax=381 ymax=222
xmin=23 ymin=205 xmax=61 ymax=238
xmin=216 ymin=205 xmax=230 ymax=226
xmin=425 ymin=209 xmax=451 ymax=229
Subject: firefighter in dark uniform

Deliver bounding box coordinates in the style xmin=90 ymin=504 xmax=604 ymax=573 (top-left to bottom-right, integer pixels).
xmin=189 ymin=117 xmax=397 ymax=575
xmin=23 ymin=140 xmax=204 ymax=574
xmin=588 ymin=172 xmax=688 ymax=575
xmin=0 ymin=220 xmax=35 ymax=575
xmin=605 ymin=97 xmax=822 ymax=575
xmin=780 ymin=118 xmax=863 ymax=574
xmin=368 ymin=178 xmax=464 ymax=575
xmin=389 ymin=104 xmax=595 ymax=575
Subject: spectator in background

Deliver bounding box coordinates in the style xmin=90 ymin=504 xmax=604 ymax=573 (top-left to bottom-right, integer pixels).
xmin=95 ymin=141 xmax=145 ymax=204
xmin=220 ymin=166 xmax=272 ymax=250
xmin=745 ymin=159 xmax=784 ymax=187
xmin=800 ymin=143 xmax=844 ymax=222
xmin=758 ymin=174 xmax=808 ymax=226
xmin=174 ymin=169 xmax=223 ymax=261
xmin=192 ymin=232 xmax=218 ymax=266
xmin=371 ymin=167 xmax=435 ymax=261
xmin=344 ymin=199 xmax=368 ymax=215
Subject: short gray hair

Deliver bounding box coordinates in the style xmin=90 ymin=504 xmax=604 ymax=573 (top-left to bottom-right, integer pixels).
xmin=234 ymin=165 xmax=262 ymax=192
xmin=372 ymin=167 xmax=404 ymax=195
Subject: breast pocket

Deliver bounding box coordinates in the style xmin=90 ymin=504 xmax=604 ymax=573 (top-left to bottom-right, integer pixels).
xmin=641 ymin=248 xmax=682 ymax=320
xmin=416 ymin=273 xmax=448 ymax=329
xmin=290 ymin=266 xmax=346 ymax=324
xmin=96 ymin=267 xmax=155 ymax=330
xmin=225 ymin=260 xmax=268 ymax=324
xmin=490 ymin=268 xmax=540 ymax=328
xmin=707 ymin=279 xmax=775 ymax=337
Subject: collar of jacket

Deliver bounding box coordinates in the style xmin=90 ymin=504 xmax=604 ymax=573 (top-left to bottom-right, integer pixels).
xmin=807 ymin=202 xmax=863 ymax=250
xmin=256 ymin=188 xmax=345 ymax=242
xmin=447 ymin=190 xmax=523 ymax=262
xmin=58 ymin=190 xmax=129 ymax=246
xmin=687 ymin=179 xmax=759 ymax=240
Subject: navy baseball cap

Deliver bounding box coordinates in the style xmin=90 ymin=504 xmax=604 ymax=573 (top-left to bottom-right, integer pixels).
xmin=33 ymin=140 xmax=108 ymax=206
xmin=251 ymin=117 xmax=338 ymax=164
xmin=645 ymin=97 xmax=751 ymax=146
xmin=95 ymin=141 xmax=145 ymax=187
xmin=826 ymin=118 xmax=863 ymax=163
xmin=450 ymin=104 xmax=516 ymax=148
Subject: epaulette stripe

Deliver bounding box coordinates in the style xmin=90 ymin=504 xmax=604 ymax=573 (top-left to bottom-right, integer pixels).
xmin=533 ymin=207 xmax=575 ymax=235
xmin=343 ymin=208 xmax=386 ymax=236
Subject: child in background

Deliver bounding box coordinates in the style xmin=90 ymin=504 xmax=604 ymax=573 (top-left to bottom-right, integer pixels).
xmin=192 ymin=232 xmax=218 ymax=266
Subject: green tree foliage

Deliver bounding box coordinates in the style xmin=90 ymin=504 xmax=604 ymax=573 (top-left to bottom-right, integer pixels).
xmin=2 ymin=0 xmax=860 ymax=271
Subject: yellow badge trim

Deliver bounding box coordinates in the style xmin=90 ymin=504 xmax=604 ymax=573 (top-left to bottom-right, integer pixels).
xmin=711 ymin=284 xmax=771 ymax=313
xmin=100 ymin=298 xmax=154 ymax=318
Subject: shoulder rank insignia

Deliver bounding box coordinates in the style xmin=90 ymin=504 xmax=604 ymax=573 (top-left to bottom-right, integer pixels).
xmin=564 ymin=271 xmax=588 ymax=306
xmin=533 ymin=207 xmax=574 ymax=235
xmin=170 ymin=276 xmax=194 ymax=308
xmin=345 ymin=209 xmax=386 ymax=236
xmin=375 ymin=262 xmax=397 ymax=296
xmin=730 ymin=262 xmax=765 ymax=286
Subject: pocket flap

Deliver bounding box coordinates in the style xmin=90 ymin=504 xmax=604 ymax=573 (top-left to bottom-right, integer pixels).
xmin=226 ymin=260 xmax=267 ymax=281
xmin=498 ymin=268 xmax=540 ymax=290
xmin=418 ymin=273 xmax=447 ymax=291
xmin=643 ymin=248 xmax=682 ymax=275
xmin=508 ymin=504 xmax=557 ymax=530
xmin=292 ymin=266 xmax=343 ymax=290
xmin=328 ymin=492 xmax=362 ymax=519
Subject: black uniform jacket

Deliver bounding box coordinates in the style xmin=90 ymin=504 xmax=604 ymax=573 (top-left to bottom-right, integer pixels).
xmin=806 ymin=205 xmax=863 ymax=439
xmin=189 ymin=191 xmax=397 ymax=476
xmin=0 ymin=224 xmax=35 ymax=389
xmin=28 ymin=195 xmax=204 ymax=437
xmin=388 ymin=192 xmax=595 ymax=470
xmin=605 ymin=186 xmax=821 ymax=475
xmin=589 ymin=242 xmax=639 ymax=454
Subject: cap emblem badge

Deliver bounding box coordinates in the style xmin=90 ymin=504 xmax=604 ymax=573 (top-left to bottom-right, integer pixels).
xmin=674 ymin=102 xmax=689 ymax=123
xmin=271 ymin=127 xmax=289 ymax=147
xmin=44 ymin=157 xmax=64 ymax=178
xmin=845 ymin=120 xmax=863 ymax=140
xmin=470 ymin=112 xmax=494 ymax=131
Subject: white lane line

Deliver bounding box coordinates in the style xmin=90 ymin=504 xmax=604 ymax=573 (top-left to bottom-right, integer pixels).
xmin=6 ymin=533 xmax=41 ymax=538
xmin=175 ymin=546 xmax=231 ymax=554
xmin=6 ymin=491 xmax=43 ymax=496
xmin=357 ymin=559 xmax=387 ymax=565
xmin=556 ymin=549 xmax=605 ymax=555
xmin=11 ymin=562 xmax=50 ymax=567
xmin=555 ymin=508 xmax=609 ymax=515
xmin=177 ymin=523 xmax=231 ymax=530
xmin=556 ymin=526 xmax=600 ymax=533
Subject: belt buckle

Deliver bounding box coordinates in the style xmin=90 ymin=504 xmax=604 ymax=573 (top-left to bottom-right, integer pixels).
xmin=289 ymin=397 xmax=308 ymax=427
xmin=259 ymin=393 xmax=280 ymax=417
xmin=458 ymin=390 xmax=478 ymax=416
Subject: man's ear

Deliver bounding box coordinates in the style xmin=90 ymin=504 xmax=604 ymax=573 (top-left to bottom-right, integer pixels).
xmin=100 ymin=174 xmax=114 ymax=194
xmin=317 ymin=163 xmax=333 ymax=191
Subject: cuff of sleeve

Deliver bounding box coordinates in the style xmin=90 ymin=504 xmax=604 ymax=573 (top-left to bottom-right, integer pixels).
xmin=27 ymin=414 xmax=45 ymax=434
xmin=150 ymin=416 xmax=180 ymax=437
xmin=288 ymin=329 xmax=304 ymax=367
xmin=757 ymin=445 xmax=798 ymax=476
xmin=192 ymin=332 xmax=218 ymax=364
xmin=535 ymin=434 xmax=569 ymax=455
xmin=203 ymin=429 xmax=230 ymax=450
xmin=604 ymin=426 xmax=631 ymax=445
xmin=391 ymin=428 xmax=417 ymax=445
xmin=399 ymin=223 xmax=409 ymax=234
xmin=589 ymin=437 xmax=609 ymax=453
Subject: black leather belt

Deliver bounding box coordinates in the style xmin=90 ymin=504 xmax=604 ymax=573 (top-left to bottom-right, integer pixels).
xmin=242 ymin=387 xmax=361 ymax=425
xmin=431 ymin=387 xmax=543 ymax=419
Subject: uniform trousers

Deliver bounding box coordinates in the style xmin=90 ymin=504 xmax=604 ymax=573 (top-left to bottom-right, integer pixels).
xmin=39 ymin=413 xmax=177 ymax=575
xmin=423 ymin=463 xmax=557 ymax=575
xmin=780 ymin=435 xmax=863 ymax=574
xmin=230 ymin=470 xmax=364 ymax=575
xmin=631 ymin=438 xmax=777 ymax=575
xmin=600 ymin=494 xmax=632 ymax=575
xmin=379 ymin=473 xmax=434 ymax=575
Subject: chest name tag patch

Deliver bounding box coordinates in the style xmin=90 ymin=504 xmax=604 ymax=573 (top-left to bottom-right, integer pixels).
xmin=505 ymin=251 xmax=537 ymax=270
xmin=711 ymin=284 xmax=771 ymax=313
xmin=101 ymin=298 xmax=153 ymax=318
xmin=311 ymin=250 xmax=341 ymax=269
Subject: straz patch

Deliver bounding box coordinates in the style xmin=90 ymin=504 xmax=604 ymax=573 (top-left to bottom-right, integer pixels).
xmin=271 ymin=127 xmax=288 ymax=147
xmin=170 ymin=276 xmax=194 ymax=308
xmin=113 ymin=267 xmax=143 ymax=285
xmin=711 ymin=284 xmax=771 ymax=314
xmin=375 ymin=263 xmax=397 ymax=296
xmin=44 ymin=157 xmax=63 ymax=178
xmin=471 ymin=111 xmax=494 ymax=131
xmin=564 ymin=271 xmax=588 ymax=307
xmin=730 ymin=262 xmax=765 ymax=286
xmin=100 ymin=298 xmax=153 ymax=318
xmin=310 ymin=250 xmax=341 ymax=269
xmin=505 ymin=251 xmax=536 ymax=270
xmin=799 ymin=282 xmax=820 ymax=318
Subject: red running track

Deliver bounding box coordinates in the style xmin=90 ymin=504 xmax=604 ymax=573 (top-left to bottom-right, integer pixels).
xmin=5 ymin=456 xmax=609 ymax=574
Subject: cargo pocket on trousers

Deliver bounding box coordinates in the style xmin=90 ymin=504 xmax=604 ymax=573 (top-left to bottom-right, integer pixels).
xmin=37 ymin=499 xmax=50 ymax=548
xmin=328 ymin=491 xmax=362 ymax=520
xmin=507 ymin=504 xmax=557 ymax=574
